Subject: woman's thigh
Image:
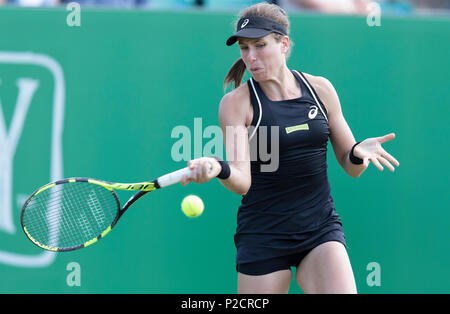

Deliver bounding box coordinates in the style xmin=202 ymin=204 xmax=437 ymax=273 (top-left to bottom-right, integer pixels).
xmin=295 ymin=241 xmax=357 ymax=294
xmin=238 ymin=269 xmax=292 ymax=294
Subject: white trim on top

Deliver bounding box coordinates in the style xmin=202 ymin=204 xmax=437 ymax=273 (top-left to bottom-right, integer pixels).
xmin=248 ymin=71 xmax=328 ymax=142
xmin=248 ymin=77 xmax=262 ymax=142
xmin=293 ymin=70 xmax=328 ymax=122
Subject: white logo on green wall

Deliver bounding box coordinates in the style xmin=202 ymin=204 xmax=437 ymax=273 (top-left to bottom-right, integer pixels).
xmin=0 ymin=52 xmax=65 ymax=268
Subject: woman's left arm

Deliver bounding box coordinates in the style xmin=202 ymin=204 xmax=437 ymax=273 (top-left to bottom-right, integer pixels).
xmin=306 ymin=74 xmax=400 ymax=178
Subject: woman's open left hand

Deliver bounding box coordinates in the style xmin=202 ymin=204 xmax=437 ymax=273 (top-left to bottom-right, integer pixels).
xmin=354 ymin=133 xmax=400 ymax=172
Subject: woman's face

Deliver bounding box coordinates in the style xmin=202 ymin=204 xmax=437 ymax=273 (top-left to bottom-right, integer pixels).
xmin=238 ymin=34 xmax=289 ymax=81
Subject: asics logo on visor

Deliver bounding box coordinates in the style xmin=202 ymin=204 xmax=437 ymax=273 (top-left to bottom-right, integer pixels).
xmin=241 ymin=19 xmax=249 ymax=28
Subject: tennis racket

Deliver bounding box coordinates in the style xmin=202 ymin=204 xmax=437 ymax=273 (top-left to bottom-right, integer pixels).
xmin=21 ymin=165 xmax=209 ymax=252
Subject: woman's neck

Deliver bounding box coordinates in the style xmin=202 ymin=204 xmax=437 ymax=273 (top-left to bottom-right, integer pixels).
xmin=258 ymin=66 xmax=301 ymax=101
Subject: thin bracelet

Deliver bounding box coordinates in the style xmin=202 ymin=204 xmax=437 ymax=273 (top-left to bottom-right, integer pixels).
xmin=349 ymin=142 xmax=364 ymax=165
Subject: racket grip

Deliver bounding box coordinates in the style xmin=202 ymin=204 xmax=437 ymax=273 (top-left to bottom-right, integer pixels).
xmin=156 ymin=167 xmax=192 ymax=188
xmin=156 ymin=163 xmax=213 ymax=188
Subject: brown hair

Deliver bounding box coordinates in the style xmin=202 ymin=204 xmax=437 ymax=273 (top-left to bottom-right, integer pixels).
xmin=223 ymin=2 xmax=292 ymax=92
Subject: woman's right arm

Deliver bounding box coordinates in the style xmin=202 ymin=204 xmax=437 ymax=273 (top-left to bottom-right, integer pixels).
xmin=217 ymin=91 xmax=252 ymax=195
xmin=180 ymin=89 xmax=251 ymax=195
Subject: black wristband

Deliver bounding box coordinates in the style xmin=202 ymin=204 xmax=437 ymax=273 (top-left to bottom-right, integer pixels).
xmin=211 ymin=156 xmax=231 ymax=180
xmin=349 ymin=142 xmax=364 ymax=165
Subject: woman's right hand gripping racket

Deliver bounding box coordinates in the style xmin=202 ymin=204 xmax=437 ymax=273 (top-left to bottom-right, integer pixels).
xmin=21 ymin=164 xmax=212 ymax=252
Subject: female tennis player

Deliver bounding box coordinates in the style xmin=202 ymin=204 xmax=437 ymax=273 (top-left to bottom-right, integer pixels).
xmin=181 ymin=2 xmax=399 ymax=294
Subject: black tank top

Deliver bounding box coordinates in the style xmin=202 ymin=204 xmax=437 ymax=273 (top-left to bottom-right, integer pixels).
xmin=235 ymin=70 xmax=343 ymax=264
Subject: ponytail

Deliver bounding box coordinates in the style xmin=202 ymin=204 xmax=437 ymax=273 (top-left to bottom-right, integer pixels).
xmin=223 ymin=58 xmax=246 ymax=92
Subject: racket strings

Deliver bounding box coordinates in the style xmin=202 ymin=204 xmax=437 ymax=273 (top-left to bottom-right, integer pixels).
xmin=22 ymin=182 xmax=119 ymax=250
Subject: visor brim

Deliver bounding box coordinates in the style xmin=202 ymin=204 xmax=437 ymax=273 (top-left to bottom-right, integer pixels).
xmin=226 ymin=28 xmax=273 ymax=46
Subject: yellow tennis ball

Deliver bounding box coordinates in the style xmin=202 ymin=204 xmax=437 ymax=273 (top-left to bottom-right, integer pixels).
xmin=181 ymin=195 xmax=204 ymax=218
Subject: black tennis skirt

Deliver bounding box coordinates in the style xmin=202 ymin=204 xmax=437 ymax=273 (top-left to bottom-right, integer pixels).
xmin=235 ymin=219 xmax=346 ymax=276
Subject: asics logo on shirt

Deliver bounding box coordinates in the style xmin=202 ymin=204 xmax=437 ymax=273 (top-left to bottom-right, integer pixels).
xmin=308 ymin=105 xmax=318 ymax=119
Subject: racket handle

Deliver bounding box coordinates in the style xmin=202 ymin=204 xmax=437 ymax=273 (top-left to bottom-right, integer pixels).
xmin=156 ymin=163 xmax=213 ymax=188
xmin=156 ymin=167 xmax=191 ymax=188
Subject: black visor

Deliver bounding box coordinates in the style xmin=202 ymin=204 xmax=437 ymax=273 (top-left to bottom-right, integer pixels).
xmin=226 ymin=16 xmax=287 ymax=46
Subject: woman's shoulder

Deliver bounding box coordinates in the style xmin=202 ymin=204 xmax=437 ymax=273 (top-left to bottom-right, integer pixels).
xmin=301 ymin=72 xmax=335 ymax=98
xmin=222 ymin=82 xmax=250 ymax=103
xmin=219 ymin=82 xmax=252 ymax=126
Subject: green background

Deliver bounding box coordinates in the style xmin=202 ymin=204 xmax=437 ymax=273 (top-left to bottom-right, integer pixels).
xmin=0 ymin=7 xmax=449 ymax=293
